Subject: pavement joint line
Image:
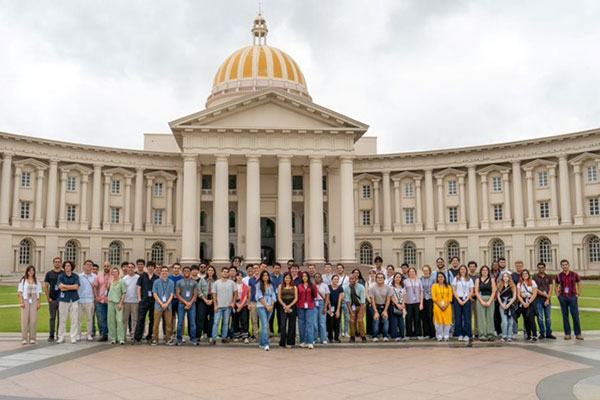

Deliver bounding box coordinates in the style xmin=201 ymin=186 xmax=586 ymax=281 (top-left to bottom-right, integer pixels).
xmin=536 ymin=367 xmax=600 ymax=400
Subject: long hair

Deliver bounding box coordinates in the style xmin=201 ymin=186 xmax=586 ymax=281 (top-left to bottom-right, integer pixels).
xmin=498 ymin=271 xmax=516 ymax=293
xmin=259 ymin=270 xmax=272 ymax=295
xmin=21 ymin=265 xmax=37 ymax=284
xmin=206 ymin=265 xmax=216 ymax=281
xmin=282 ymin=272 xmax=294 ymax=289
xmin=479 ymin=265 xmax=491 ymax=280
xmin=436 ymin=271 xmax=448 ymax=288
xmin=352 ymin=268 xmax=365 ymax=284
xmin=392 ymin=272 xmax=404 ymax=288
xmin=520 ymin=269 xmax=533 ymax=287
xmin=301 ymin=271 xmax=314 ymax=298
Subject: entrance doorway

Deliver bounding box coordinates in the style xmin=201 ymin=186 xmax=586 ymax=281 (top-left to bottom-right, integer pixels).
xmin=261 ymin=217 xmax=276 ymax=265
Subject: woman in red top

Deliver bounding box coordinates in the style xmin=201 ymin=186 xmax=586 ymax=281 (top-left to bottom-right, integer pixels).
xmin=297 ymin=271 xmax=317 ymax=349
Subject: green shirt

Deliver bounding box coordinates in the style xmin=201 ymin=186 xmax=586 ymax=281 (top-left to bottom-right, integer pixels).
xmin=108 ymin=279 xmax=126 ymax=303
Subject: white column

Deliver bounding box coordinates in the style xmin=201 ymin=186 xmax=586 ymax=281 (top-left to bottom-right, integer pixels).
xmin=102 ymin=175 xmax=110 ymax=231
xmin=303 ymin=167 xmax=310 ymax=262
xmin=11 ymin=167 xmax=21 ymax=227
xmin=573 ymin=164 xmax=584 ymax=225
xmin=145 ymin=177 xmax=154 ymax=232
xmin=558 ymin=156 xmax=573 ymax=225
xmin=166 ymin=180 xmax=173 ymax=229
xmin=339 ymin=157 xmax=356 ymax=264
xmin=58 ymin=171 xmax=67 ymax=229
xmin=181 ymin=155 xmax=198 ymax=264
xmin=245 ymin=155 xmax=261 ymax=264
xmin=424 ymin=169 xmax=435 ymax=231
xmin=502 ymin=171 xmax=512 ymax=228
xmin=91 ymin=164 xmax=102 ymax=230
xmin=353 ymin=182 xmax=360 ymax=226
xmin=307 ymin=156 xmax=324 ymax=264
xmin=33 ymin=169 xmax=45 ymax=228
xmin=480 ymin=175 xmax=489 ymax=229
xmin=134 ymin=168 xmax=144 ymax=232
xmin=467 ymin=166 xmax=478 ymax=229
xmin=512 ymin=161 xmax=524 ymax=227
xmin=175 ymin=170 xmax=183 ymax=232
xmin=0 ymin=153 xmax=13 ymax=226
xmin=436 ymin=177 xmax=445 ymax=231
xmin=212 ymin=155 xmax=229 ymax=264
xmin=372 ymin=180 xmax=380 ymax=232
xmin=526 ymin=170 xmax=535 ymax=227
xmin=415 ymin=178 xmax=423 ymax=231
xmin=382 ymin=170 xmax=392 ymax=232
xmin=458 ymin=176 xmax=467 ymax=230
xmin=393 ymin=180 xmax=401 ymax=231
xmin=549 ymin=167 xmax=559 ymax=224
xmin=276 ymin=156 xmax=292 ymax=264
xmin=45 ymin=159 xmax=58 ymax=228
xmin=124 ymin=177 xmax=132 ymax=231
xmin=80 ymin=175 xmax=89 ymax=230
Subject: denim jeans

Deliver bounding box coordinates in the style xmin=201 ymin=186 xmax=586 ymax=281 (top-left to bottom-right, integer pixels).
xmin=340 ymin=300 xmax=350 ymax=335
xmin=372 ymin=305 xmax=389 ymax=338
xmin=95 ymin=302 xmax=108 ymax=337
xmin=558 ymin=296 xmax=581 ymax=336
xmin=500 ymin=307 xmax=514 ymax=339
xmin=212 ymin=307 xmax=231 ymax=341
xmin=257 ymin=307 xmax=273 ymax=347
xmin=177 ymin=303 xmax=197 ymax=341
xmin=389 ymin=310 xmax=405 ymax=339
xmin=455 ymin=301 xmax=472 ymax=338
xmin=535 ymin=299 xmax=552 ymax=336
xmin=313 ymin=300 xmax=327 ymax=343
xmin=297 ymin=307 xmax=316 ymax=344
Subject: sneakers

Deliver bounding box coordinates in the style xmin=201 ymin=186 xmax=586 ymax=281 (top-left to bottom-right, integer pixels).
xmin=546 ymin=334 xmax=557 ymax=340
xmin=21 ymin=340 xmax=27 ymax=345
xmin=299 ymin=343 xmax=307 ymax=348
xmin=576 ymin=335 xmax=584 ymax=340
xmin=244 ymin=338 xmax=249 ymax=344
xmin=264 ymin=345 xmax=270 ymax=351
xmin=349 ymin=337 xmax=355 ymax=343
xmin=209 ymin=339 xmax=216 ymax=346
xmin=564 ymin=335 xmax=572 ymax=340
xmin=48 ymin=336 xmax=55 ymax=342
xmin=394 ymin=338 xmax=401 ymax=342
xmin=176 ymin=340 xmax=183 ymax=346
xmin=538 ymin=334 xmax=546 ymax=340
xmin=71 ymin=339 xmax=77 ymax=344
xmin=322 ymin=340 xmax=328 ymax=345
xmin=167 ymin=340 xmax=176 ymax=346
xmin=307 ymin=344 xmax=314 ymax=349
xmin=191 ymin=340 xmax=199 ymax=346
xmin=383 ymin=337 xmax=389 ymax=342
xmin=373 ymin=337 xmax=379 ymax=343
xmin=221 ymin=339 xmax=229 ymax=344
xmin=151 ymin=341 xmax=158 ymax=346
xmin=361 ymin=337 xmax=367 ymax=343
xmin=29 ymin=340 xmax=36 ymax=345
xmin=98 ymin=336 xmax=108 ymax=342
xmin=119 ymin=341 xmax=125 ymax=345
xmin=87 ymin=334 xmax=93 ymax=341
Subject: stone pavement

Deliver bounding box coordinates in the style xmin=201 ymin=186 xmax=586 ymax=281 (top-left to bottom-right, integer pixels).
xmin=0 ymin=333 xmax=598 ymax=399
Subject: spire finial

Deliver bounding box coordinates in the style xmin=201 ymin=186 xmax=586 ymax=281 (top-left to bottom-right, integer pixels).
xmin=251 ymin=8 xmax=268 ymax=45
xmin=258 ymin=2 xmax=262 ymax=15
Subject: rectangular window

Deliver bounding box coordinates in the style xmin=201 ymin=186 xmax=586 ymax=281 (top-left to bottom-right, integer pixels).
xmin=448 ymin=180 xmax=457 ymax=195
xmin=322 ymin=176 xmax=327 ymax=193
xmin=492 ymin=176 xmax=502 ymax=192
xmin=292 ymin=176 xmax=303 ymax=191
xmin=21 ymin=172 xmax=31 ymax=188
xmin=405 ymin=208 xmax=414 ymax=224
xmin=20 ymin=201 xmax=30 ymax=219
xmin=110 ymin=207 xmax=120 ymax=224
xmin=153 ymin=209 xmax=163 ymax=225
xmin=589 ymin=198 xmax=600 ymax=216
xmin=448 ymin=207 xmax=458 ymax=223
xmin=538 ymin=171 xmax=548 ymax=187
xmin=404 ymin=183 xmax=414 ymax=197
xmin=66 ymin=205 xmax=77 ymax=222
xmin=228 ymin=175 xmax=237 ymax=190
xmin=362 ymin=185 xmax=372 ymax=199
xmin=201 ymin=175 xmax=212 ymax=190
xmin=111 ymin=179 xmax=121 ymax=195
xmin=153 ymin=182 xmax=164 ymax=197
xmin=361 ymin=210 xmax=371 ymax=226
xmin=588 ymin=166 xmax=598 ymax=183
xmin=493 ymin=204 xmax=503 ymax=221
xmin=539 ymin=202 xmax=549 ymax=219
xmin=66 ymin=176 xmax=77 ymax=192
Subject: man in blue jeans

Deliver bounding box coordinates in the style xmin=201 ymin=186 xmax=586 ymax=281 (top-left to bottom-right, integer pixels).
xmin=369 ymin=273 xmax=392 ymax=342
xmin=175 ymin=266 xmax=199 ymax=345
xmin=211 ymin=267 xmax=237 ymax=345
xmin=533 ymin=262 xmax=556 ymax=340
xmin=555 ymin=259 xmax=584 ymax=340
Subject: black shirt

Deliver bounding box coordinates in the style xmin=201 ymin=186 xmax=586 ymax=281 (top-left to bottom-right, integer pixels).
xmin=44 ymin=270 xmax=62 ymax=300
xmin=479 ymin=278 xmax=492 ymax=296
xmin=137 ymin=273 xmax=159 ymax=301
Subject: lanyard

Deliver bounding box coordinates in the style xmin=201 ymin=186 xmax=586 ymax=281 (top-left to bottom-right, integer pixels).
xmin=161 ymin=280 xmax=169 ymax=297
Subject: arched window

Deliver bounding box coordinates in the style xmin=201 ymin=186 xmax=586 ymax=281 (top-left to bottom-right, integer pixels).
xmin=200 ymin=211 xmax=207 ymax=233
xmin=151 ymin=242 xmax=165 ymax=265
xmin=229 ymin=211 xmax=236 ymax=233
xmin=64 ymin=240 xmax=78 ymax=264
xmin=588 ymin=235 xmax=600 ymax=263
xmin=359 ymin=242 xmax=373 ymax=265
xmin=538 ymin=237 xmax=552 ymax=264
xmin=446 ymin=240 xmax=460 ymax=261
xmin=19 ymin=239 xmax=32 ymax=266
xmin=108 ymin=241 xmax=122 ymax=266
xmin=229 ymin=242 xmax=235 ymax=259
xmin=403 ymin=242 xmax=417 ymax=266
xmin=490 ymin=239 xmax=505 ymax=263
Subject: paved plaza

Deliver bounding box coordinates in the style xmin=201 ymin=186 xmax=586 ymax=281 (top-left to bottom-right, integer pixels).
xmin=0 ymin=334 xmax=599 ymax=399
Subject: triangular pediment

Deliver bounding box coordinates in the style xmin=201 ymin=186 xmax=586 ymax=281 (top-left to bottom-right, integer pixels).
xmin=569 ymin=152 xmax=600 ymax=165
xmin=522 ymin=159 xmax=557 ymax=171
xmin=60 ymin=163 xmax=92 ymax=175
xmin=354 ymin=173 xmax=380 ymax=182
xmin=14 ymin=158 xmax=48 ymax=170
xmin=434 ymin=167 xmax=466 ymax=178
xmin=477 ymin=164 xmax=510 ymax=175
xmin=103 ymin=167 xmax=135 ymax=178
xmin=391 ymin=171 xmax=423 ymax=181
xmin=145 ymin=170 xmax=176 ymax=181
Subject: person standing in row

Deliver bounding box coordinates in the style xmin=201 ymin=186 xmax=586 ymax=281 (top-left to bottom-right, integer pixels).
xmin=518 ymin=269 xmax=538 ymax=342
xmin=555 ymin=259 xmax=583 ymax=340
xmin=468 ymin=261 xmax=479 ymax=338
xmin=345 ymin=274 xmax=367 ymax=343
xmin=256 ymin=270 xmax=276 ymax=351
xmin=404 ymin=267 xmax=423 ymax=340
xmin=389 ymin=273 xmax=405 ymax=342
xmin=211 ymin=267 xmax=237 ymax=345
xmin=43 ymin=257 xmax=62 ymax=342
xmin=432 ymin=272 xmax=452 ymax=341
xmin=297 ymin=271 xmax=317 ymax=349
xmin=197 ymin=265 xmax=216 ymax=340
xmin=175 ymin=266 xmax=199 ymax=345
xmin=475 ymin=265 xmax=496 ymax=341
xmin=232 ymin=271 xmax=249 ymax=343
xmin=77 ymin=260 xmax=97 ymax=342
xmin=336 ymin=264 xmax=351 ymax=338
xmin=94 ymin=262 xmax=112 ymax=342
xmin=452 ymin=265 xmax=474 ymax=342
xmin=511 ymin=261 xmax=524 ymax=336
xmin=134 ymin=261 xmax=158 ymax=343
xmin=534 ymin=262 xmax=556 ymax=340
xmin=18 ymin=266 xmax=42 ymax=345
xmin=327 ymin=275 xmax=344 ymax=343
xmin=247 ymin=265 xmax=260 ymax=340
xmin=122 ymin=263 xmax=139 ymax=340
xmin=278 ymin=273 xmax=298 ymax=347
xmin=370 ymin=273 xmax=392 ymax=342
xmin=420 ymin=265 xmax=435 ymax=339
xmin=57 ymin=261 xmax=80 ymax=344
xmin=365 ymin=269 xmax=376 ymax=337
xmin=152 ymin=266 xmax=175 ymax=345
xmin=107 ymin=267 xmax=126 ymax=344
xmin=168 ymin=263 xmax=183 ymax=337
xmin=497 ymin=271 xmax=516 ymax=342
xmin=269 ymin=263 xmax=283 ymax=337
xmin=314 ymin=273 xmax=329 ymax=344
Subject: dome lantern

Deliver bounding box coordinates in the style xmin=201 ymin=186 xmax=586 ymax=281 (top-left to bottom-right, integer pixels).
xmin=252 ymin=12 xmax=268 ymax=45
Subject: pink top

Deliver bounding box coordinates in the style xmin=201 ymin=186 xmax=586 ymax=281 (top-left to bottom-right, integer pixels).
xmin=94 ymin=273 xmax=113 ymax=304
xmin=297 ymin=283 xmax=317 ymax=309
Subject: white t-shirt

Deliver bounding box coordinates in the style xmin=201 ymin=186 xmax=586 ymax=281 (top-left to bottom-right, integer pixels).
xmin=18 ymin=280 xmax=42 ymax=300
xmin=122 ymin=274 xmax=140 ymax=303
xmin=452 ymin=277 xmax=474 ymax=300
xmin=316 ymin=282 xmax=330 ymax=300
xmin=518 ymin=281 xmax=537 ymax=301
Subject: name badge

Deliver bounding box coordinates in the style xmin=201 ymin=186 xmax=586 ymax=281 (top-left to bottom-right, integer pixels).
xmin=331 ymin=306 xmax=335 ymax=313
xmin=147 ymin=291 xmax=152 ymax=297
xmin=162 ymin=295 xmax=167 ymax=303
xmin=441 ymin=301 xmax=445 ymax=307
xmin=28 ymin=298 xmax=33 ymax=304
xmin=185 ymin=290 xmax=191 ymax=298
xmin=60 ymin=292 xmax=65 ymax=298
xmin=565 ymin=287 xmax=570 ymax=294
xmin=352 ymin=305 xmax=356 ymax=311
xmin=54 ymin=284 xmax=59 ymax=291
xmin=304 ymin=302 xmax=308 ymax=308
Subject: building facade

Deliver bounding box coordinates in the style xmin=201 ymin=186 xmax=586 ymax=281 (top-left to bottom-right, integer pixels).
xmin=1 ymin=15 xmax=599 ymax=274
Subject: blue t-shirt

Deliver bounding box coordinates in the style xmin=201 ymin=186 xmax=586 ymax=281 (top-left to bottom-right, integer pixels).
xmin=270 ymin=273 xmax=283 ymax=294
xmin=255 ymin=284 xmax=276 ymax=308
xmin=248 ymin=277 xmax=259 ymax=302
xmin=169 ymin=275 xmax=184 ymax=304
xmin=329 ymin=285 xmax=344 ymax=310
xmin=58 ymin=272 xmax=80 ymax=303
xmin=153 ymin=278 xmax=175 ymax=310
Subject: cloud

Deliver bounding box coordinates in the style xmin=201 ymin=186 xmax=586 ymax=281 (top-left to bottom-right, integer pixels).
xmin=0 ymin=0 xmax=599 ymax=153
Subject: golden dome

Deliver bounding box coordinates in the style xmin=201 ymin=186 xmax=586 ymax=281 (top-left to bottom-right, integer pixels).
xmin=206 ymin=13 xmax=311 ymax=107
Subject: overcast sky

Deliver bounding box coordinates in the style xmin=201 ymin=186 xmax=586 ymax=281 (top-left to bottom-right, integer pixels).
xmin=1 ymin=0 xmax=599 ymax=154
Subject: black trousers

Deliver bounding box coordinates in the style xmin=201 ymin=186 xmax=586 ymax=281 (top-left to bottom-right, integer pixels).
xmin=269 ymin=301 xmax=283 ymax=335
xmin=327 ymin=313 xmax=341 ymax=341
xmin=405 ymin=303 xmax=421 ymax=337
xmin=196 ymin=300 xmax=214 ymax=338
xmin=232 ymin=307 xmax=249 ymax=339
xmin=366 ymin=303 xmax=373 ymax=336
xmin=420 ymin=299 xmax=435 ymax=338
xmin=134 ymin=298 xmax=155 ymax=341
xmin=48 ymin=300 xmax=60 ymax=338
xmin=494 ymin=300 xmax=502 ymax=335
xmin=279 ymin=306 xmax=297 ymax=346
xmin=522 ymin=304 xmax=537 ymax=338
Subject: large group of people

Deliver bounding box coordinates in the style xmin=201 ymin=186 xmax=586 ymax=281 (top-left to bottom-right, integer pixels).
xmin=17 ymin=255 xmax=585 ymax=350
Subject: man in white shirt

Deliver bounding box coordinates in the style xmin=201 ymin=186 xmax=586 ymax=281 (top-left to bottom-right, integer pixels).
xmin=322 ymin=263 xmax=333 ymax=286
xmin=77 ymin=260 xmax=97 ymax=341
xmin=122 ymin=263 xmax=140 ymax=339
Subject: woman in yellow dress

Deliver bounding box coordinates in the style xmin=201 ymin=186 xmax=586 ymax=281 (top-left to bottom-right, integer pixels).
xmin=432 ymin=272 xmax=453 ymax=341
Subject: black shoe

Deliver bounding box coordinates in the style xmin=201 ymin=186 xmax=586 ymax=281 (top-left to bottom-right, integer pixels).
xmin=546 ymin=334 xmax=557 ymax=340
xmin=334 ymin=339 xmax=341 ymax=343
xmin=221 ymin=339 xmax=229 ymax=344
xmin=538 ymin=334 xmax=545 ymax=340
xmin=361 ymin=337 xmax=367 ymax=343
xmin=48 ymin=337 xmax=55 ymax=342
xmin=98 ymin=336 xmax=108 ymax=342
xmin=349 ymin=337 xmax=355 ymax=343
